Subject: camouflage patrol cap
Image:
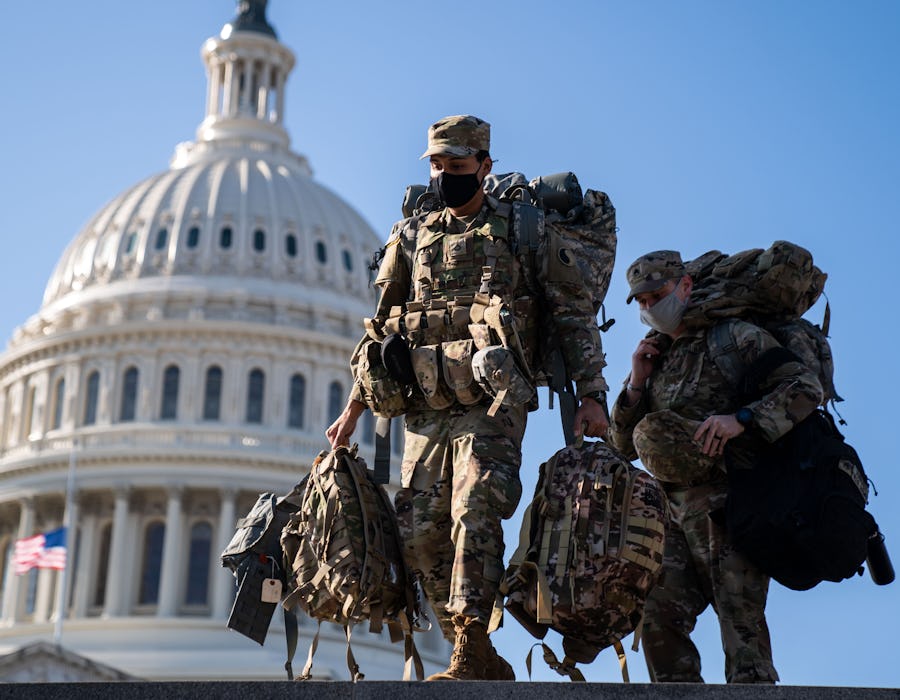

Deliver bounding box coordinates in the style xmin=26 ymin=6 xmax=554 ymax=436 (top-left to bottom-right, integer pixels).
xmin=625 ymin=250 xmax=686 ymax=303
xmin=632 ymin=409 xmax=720 ymax=483
xmin=420 ymin=115 xmax=491 ymax=159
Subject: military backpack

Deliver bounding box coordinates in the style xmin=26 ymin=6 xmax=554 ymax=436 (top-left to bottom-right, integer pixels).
xmin=498 ymin=440 xmax=667 ymax=681
xmin=679 ymin=241 xmax=892 ymax=589
xmin=280 ymin=444 xmax=425 ymax=681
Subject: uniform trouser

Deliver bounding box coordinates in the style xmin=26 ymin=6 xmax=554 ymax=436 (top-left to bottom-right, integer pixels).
xmin=394 ymin=401 xmax=526 ymax=640
xmin=642 ymin=479 xmax=779 ymax=684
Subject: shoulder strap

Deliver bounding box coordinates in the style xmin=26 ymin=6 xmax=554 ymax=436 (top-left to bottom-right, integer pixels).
xmin=373 ymin=416 xmax=391 ymax=484
xmin=706 ymin=320 xmax=744 ymax=388
xmin=283 ymin=607 xmax=298 ymax=680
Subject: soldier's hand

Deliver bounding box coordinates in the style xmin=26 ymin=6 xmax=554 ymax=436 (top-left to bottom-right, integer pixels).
xmin=325 ymin=399 xmax=366 ymax=449
xmin=631 ymin=337 xmax=661 ymax=386
xmin=574 ymin=396 xmax=609 ymax=441
xmin=693 ymin=414 xmax=744 ymax=457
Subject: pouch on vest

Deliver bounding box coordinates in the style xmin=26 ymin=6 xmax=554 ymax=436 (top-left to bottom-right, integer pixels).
xmin=410 ymin=344 xmax=455 ymax=410
xmin=632 ymin=409 xmax=721 ymax=484
xmin=441 ymin=339 xmax=484 ymax=406
xmin=382 ymin=333 xmax=415 ymax=385
xmin=471 ymin=345 xmax=535 ymax=417
xmin=356 ymin=339 xmax=409 ymax=418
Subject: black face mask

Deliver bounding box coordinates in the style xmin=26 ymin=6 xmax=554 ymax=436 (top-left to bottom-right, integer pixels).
xmin=433 ymin=169 xmax=483 ymax=208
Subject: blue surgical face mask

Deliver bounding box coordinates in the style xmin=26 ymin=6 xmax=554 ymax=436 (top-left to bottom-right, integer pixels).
xmin=639 ymin=285 xmax=688 ymax=335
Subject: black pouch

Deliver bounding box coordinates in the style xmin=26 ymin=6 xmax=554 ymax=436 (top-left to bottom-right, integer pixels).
xmin=382 ymin=333 xmax=415 ymax=385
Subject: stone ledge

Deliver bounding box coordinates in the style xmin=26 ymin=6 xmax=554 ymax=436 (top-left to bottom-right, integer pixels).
xmin=5 ymin=682 xmax=898 ymax=699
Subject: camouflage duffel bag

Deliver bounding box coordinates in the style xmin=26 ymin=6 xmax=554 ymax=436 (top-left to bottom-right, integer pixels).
xmin=500 ymin=440 xmax=667 ymax=681
xmin=281 ymin=444 xmax=424 ymax=681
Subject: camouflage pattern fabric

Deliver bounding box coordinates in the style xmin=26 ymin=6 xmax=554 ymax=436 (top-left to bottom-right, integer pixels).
xmin=680 ymin=241 xmax=839 ymax=402
xmin=350 ymin=193 xmax=610 ymax=406
xmin=625 ymin=250 xmax=686 ymax=303
xmin=393 ymin=401 xmax=526 ymax=638
xmin=609 ymin=320 xmax=822 ymax=454
xmin=641 ymin=479 xmax=778 ymax=683
xmin=281 ymin=445 xmax=418 ymax=632
xmin=502 ymin=440 xmax=667 ymax=666
xmin=632 ymin=410 xmax=721 ymax=483
xmin=608 ymin=318 xmax=822 ymax=683
xmin=420 ymin=114 xmax=491 ymax=159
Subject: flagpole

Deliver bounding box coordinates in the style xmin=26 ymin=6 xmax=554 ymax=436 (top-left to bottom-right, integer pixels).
xmin=53 ymin=438 xmax=77 ymax=646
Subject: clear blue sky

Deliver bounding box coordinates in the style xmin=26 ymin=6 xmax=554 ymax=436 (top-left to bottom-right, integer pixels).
xmin=1 ymin=0 xmax=898 ymax=687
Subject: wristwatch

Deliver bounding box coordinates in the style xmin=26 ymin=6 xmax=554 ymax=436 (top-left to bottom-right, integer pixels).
xmin=581 ymin=391 xmax=606 ymax=404
xmin=735 ymin=407 xmax=754 ymax=428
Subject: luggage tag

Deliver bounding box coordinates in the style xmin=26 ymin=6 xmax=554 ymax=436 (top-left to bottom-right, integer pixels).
xmin=261 ymin=557 xmax=283 ymax=603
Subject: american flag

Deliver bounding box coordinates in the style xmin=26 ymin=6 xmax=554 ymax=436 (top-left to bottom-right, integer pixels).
xmin=14 ymin=527 xmax=67 ymax=575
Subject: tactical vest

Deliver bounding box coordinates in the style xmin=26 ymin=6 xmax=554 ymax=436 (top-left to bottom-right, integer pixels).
xmin=371 ymin=199 xmax=539 ymax=412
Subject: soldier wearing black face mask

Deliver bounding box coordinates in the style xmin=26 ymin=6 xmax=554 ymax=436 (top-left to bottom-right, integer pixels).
xmin=327 ymin=115 xmax=610 ymax=681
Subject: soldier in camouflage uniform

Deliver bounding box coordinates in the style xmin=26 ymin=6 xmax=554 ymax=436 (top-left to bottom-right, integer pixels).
xmin=327 ymin=115 xmax=610 ymax=681
xmin=608 ymin=250 xmax=823 ymax=684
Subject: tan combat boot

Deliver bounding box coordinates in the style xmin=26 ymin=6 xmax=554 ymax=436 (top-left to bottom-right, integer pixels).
xmin=427 ymin=614 xmax=515 ymax=681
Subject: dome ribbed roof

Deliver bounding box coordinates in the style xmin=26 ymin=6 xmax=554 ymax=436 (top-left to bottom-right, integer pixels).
xmin=40 ymin=1 xmax=380 ymax=319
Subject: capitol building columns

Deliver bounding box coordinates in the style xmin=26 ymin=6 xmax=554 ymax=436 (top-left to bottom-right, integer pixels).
xmin=102 ymin=486 xmax=131 ymax=618
xmin=213 ymin=488 xmax=238 ymax=621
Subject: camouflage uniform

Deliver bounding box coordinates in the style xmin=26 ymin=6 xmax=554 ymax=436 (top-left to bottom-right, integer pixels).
xmin=609 ymin=251 xmax=823 ymax=684
xmin=348 ymin=116 xmax=608 ymax=638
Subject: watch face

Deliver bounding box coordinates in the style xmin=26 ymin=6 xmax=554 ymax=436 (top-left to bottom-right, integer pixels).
xmin=736 ymin=407 xmax=753 ymax=426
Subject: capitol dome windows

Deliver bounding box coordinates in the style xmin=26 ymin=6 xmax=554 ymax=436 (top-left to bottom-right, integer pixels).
xmin=83 ymin=371 xmax=100 ymax=426
xmin=327 ymin=380 xmax=343 ymax=423
xmin=219 ymin=226 xmax=233 ymax=249
xmin=246 ymin=368 xmax=265 ymax=423
xmin=184 ymin=521 xmax=213 ymax=608
xmin=203 ymin=366 xmax=223 ymax=420
xmin=288 ymin=373 xmax=305 ymax=429
xmin=50 ymin=377 xmax=65 ymax=430
xmin=253 ymin=229 xmax=266 ymax=252
xmin=315 ymin=241 xmax=327 ymax=264
xmin=138 ymin=521 xmax=165 ymax=606
xmin=155 ymin=228 xmax=169 ymax=250
xmin=124 ymin=232 xmax=138 ymax=256
xmin=342 ymin=249 xmax=353 ymax=272
xmin=186 ymin=226 xmax=201 ymax=249
xmin=285 ymin=233 xmax=297 ymax=258
xmin=93 ymin=523 xmax=112 ymax=608
xmin=119 ymin=367 xmax=139 ymax=422
xmin=160 ymin=365 xmax=180 ymax=420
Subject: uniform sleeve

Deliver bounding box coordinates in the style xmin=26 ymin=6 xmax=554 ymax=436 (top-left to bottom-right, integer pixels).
xmin=607 ymin=381 xmax=648 ymax=460
xmin=349 ymin=223 xmax=412 ymax=402
xmin=730 ymin=320 xmax=824 ymax=442
xmin=536 ymin=228 xmax=609 ymax=398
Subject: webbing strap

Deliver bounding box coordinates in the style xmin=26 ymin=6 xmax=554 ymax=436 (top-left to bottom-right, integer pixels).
xmin=631 ymin=612 xmax=645 ymax=652
xmin=298 ymin=621 xmax=322 ymax=680
xmin=613 ymin=639 xmax=630 ymax=683
xmin=555 ymin=498 xmax=573 ymax=580
xmin=402 ymin=631 xmax=425 ymax=681
xmin=374 ymin=416 xmax=392 ymax=484
xmin=526 ymin=642 xmax=586 ymax=682
xmin=283 ymin=607 xmax=298 ymax=680
xmin=627 ymin=515 xmax=666 ymax=535
xmin=344 ymin=625 xmax=364 ymax=682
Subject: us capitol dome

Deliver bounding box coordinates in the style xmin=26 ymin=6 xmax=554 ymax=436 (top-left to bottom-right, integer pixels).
xmin=0 ymin=0 xmax=447 ymax=681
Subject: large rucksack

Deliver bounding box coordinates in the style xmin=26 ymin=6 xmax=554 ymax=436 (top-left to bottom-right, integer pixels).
xmin=220 ymin=490 xmax=303 ymax=679
xmin=681 ymin=241 xmax=892 ymax=589
xmin=683 ymin=240 xmax=840 ymax=404
xmin=499 ymin=440 xmax=667 ymax=681
xmin=280 ymin=444 xmax=424 ymax=681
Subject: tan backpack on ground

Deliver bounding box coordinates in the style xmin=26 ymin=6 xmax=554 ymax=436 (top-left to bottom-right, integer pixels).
xmin=280 ymin=444 xmax=424 ymax=680
xmin=499 ymin=440 xmax=667 ymax=681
